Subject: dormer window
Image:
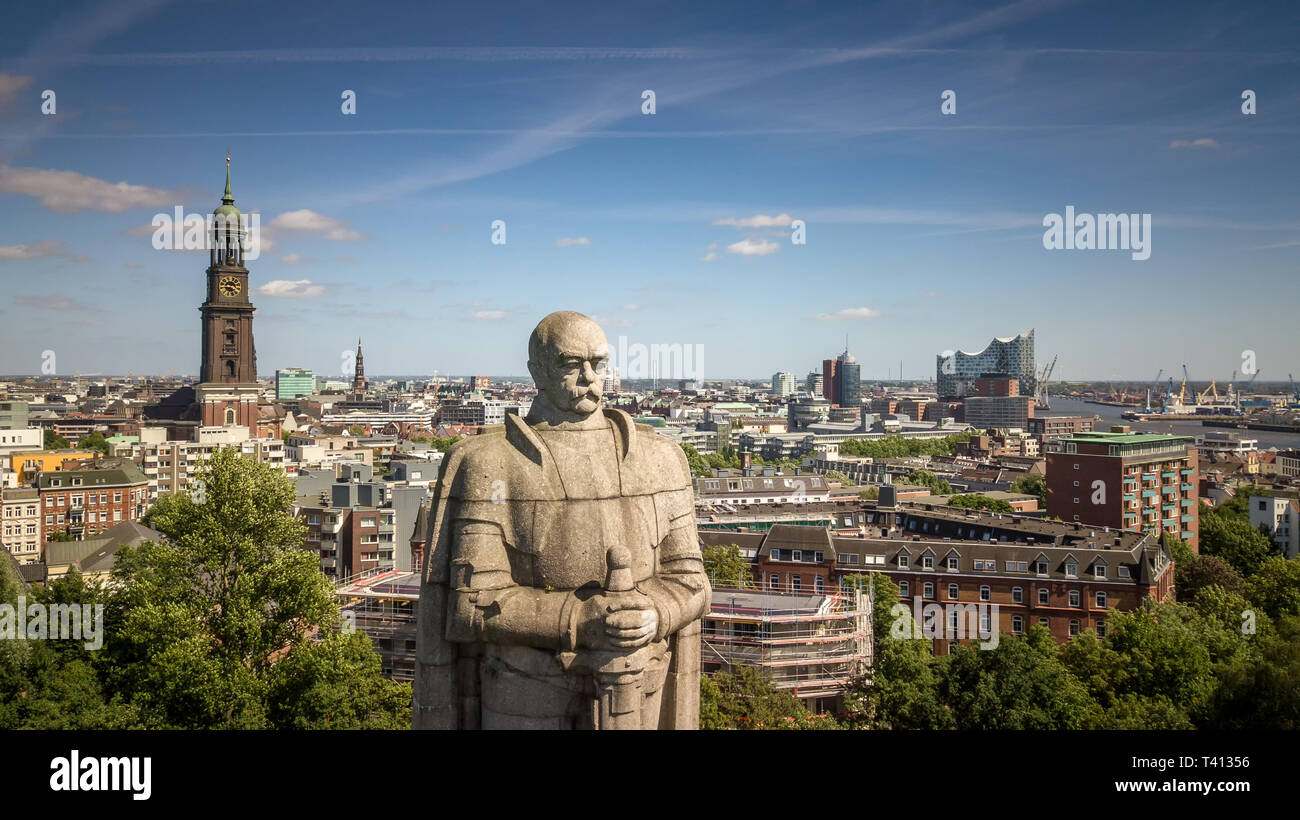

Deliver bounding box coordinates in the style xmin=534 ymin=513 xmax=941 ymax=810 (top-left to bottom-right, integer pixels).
xmin=1065 ymin=561 xmax=1078 ymax=578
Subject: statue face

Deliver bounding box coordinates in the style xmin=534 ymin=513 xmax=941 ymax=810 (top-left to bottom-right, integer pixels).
xmin=534 ymin=321 xmax=609 ymax=416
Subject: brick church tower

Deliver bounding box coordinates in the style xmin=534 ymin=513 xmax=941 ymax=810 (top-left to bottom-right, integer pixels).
xmin=194 ymin=155 xmax=261 ymax=430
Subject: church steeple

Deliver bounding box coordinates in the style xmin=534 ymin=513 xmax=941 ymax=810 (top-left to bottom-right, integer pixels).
xmin=352 ymin=338 xmax=367 ymax=392
xmin=212 ymin=152 xmax=244 ymax=268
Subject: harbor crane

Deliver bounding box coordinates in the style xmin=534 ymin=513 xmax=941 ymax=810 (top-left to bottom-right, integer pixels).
xmin=1145 ymin=369 xmax=1163 ymax=412
xmin=1035 ymin=354 xmax=1057 ymax=408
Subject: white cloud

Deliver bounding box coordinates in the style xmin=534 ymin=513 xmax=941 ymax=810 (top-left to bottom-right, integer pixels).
xmin=256 ymin=279 xmax=326 ymax=299
xmin=268 ymin=209 xmax=367 ymax=241
xmin=591 ymin=315 xmax=634 ymax=328
xmin=14 ymin=296 xmax=92 ymax=311
xmin=726 ymin=237 xmax=779 ymax=256
xmin=622 ymin=304 xmax=642 ymax=311
xmin=0 ymin=74 xmax=34 ymax=110
xmin=0 ymin=162 xmax=179 ymax=213
xmin=472 ymin=309 xmax=507 ymax=321
xmin=555 ymin=236 xmax=591 ymax=247
xmin=0 ymin=240 xmax=70 ymax=260
xmin=702 ymin=242 xmax=718 ymax=250
xmin=700 ymin=252 xmax=720 ymax=262
xmin=1169 ymin=138 xmax=1220 ymax=150
xmin=714 ymin=213 xmax=795 ymax=229
xmin=816 ymin=307 xmax=882 ymax=321
xmin=280 ymin=253 xmax=310 ymax=265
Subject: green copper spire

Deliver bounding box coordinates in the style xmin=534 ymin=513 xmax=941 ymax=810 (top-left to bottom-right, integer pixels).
xmin=222 ymin=152 xmax=234 ymax=204
xmin=214 ymin=152 xmax=242 ymax=220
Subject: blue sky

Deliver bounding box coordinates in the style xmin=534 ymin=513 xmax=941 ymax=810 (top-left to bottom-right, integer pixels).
xmin=1 ymin=0 xmax=1297 ymax=382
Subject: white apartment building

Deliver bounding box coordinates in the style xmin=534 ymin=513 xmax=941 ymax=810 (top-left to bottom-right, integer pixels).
xmin=0 ymin=487 xmax=41 ymax=564
xmin=771 ymin=371 xmax=796 ymax=396
xmin=1249 ymin=494 xmax=1300 ymax=559
xmin=132 ymin=426 xmax=287 ymax=499
xmin=0 ymin=428 xmax=42 ymax=459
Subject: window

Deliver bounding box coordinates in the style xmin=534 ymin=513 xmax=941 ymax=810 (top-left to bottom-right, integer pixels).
xmin=792 ymin=550 xmax=803 ymax=562
xmin=791 ymin=576 xmax=801 ymax=592
xmin=1012 ymin=615 xmax=1024 ymax=634
xmin=1034 ymin=560 xmax=1047 ymax=575
xmin=1068 ymin=619 xmax=1080 ymax=637
xmin=1069 ymin=589 xmax=1081 ymax=607
xmin=813 ymin=551 xmax=824 ymax=563
xmin=899 ymin=581 xmax=910 ymax=598
xmin=1096 ymin=620 xmax=1107 ymax=638
xmin=1095 ymin=591 xmax=1107 ymax=608
xmin=768 ymin=574 xmax=779 ymax=590
xmin=946 ymin=556 xmax=959 ymax=570
xmin=1038 ymin=617 xmax=1049 ymax=627
xmin=898 ymin=553 xmax=909 ymax=568
xmin=980 ymin=585 xmax=991 ymax=602
xmin=770 ymin=549 xmax=783 ymax=561
xmin=814 ymin=576 xmax=824 ymax=593
xmin=1038 ymin=588 xmax=1049 ymax=605
xmin=1012 ymin=586 xmax=1023 ymax=604
xmin=923 ymin=582 xmax=934 ymax=600
xmin=114 ymin=492 xmax=122 ymax=503
xmin=921 ymin=555 xmax=934 ymax=569
xmin=980 ymin=611 xmax=992 ymax=633
xmin=1094 ymin=564 xmax=1106 ymax=579
xmin=1118 ymin=566 xmax=1130 ymax=578
xmin=947 ymin=583 xmax=959 ymax=600
xmin=1065 ymin=561 xmax=1078 ymax=577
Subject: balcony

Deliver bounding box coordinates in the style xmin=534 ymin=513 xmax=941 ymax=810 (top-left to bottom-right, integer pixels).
xmin=320 ymin=557 xmax=337 ymax=569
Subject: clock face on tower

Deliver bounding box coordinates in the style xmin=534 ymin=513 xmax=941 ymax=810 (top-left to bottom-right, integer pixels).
xmin=219 ymin=276 xmax=242 ymax=297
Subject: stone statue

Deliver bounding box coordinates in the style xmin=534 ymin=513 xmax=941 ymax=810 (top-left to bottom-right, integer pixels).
xmin=413 ymin=311 xmax=710 ymax=729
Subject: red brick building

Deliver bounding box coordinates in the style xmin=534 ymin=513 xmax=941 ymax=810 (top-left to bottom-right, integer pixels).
xmin=37 ymin=460 xmax=150 ymax=541
xmin=1046 ymin=430 xmax=1198 ymax=552
xmin=701 ymin=498 xmax=1174 ymax=654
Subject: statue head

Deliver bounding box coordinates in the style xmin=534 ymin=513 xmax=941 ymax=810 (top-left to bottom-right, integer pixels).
xmin=527 ymin=311 xmax=609 ymax=419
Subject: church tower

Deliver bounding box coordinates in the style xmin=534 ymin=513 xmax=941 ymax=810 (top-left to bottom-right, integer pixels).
xmin=352 ymin=337 xmax=366 ymax=392
xmin=195 ymin=155 xmax=261 ymax=430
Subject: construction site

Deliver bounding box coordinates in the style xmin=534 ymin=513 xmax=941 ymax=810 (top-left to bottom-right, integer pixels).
xmin=335 ymin=567 xmax=420 ymax=681
xmin=335 ymin=567 xmax=875 ymax=712
xmin=701 ymin=583 xmax=873 ymax=714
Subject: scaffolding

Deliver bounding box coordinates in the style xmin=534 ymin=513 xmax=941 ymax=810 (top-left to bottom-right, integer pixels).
xmin=701 ymin=585 xmax=872 ymax=706
xmin=335 ymin=567 xmax=420 ymax=681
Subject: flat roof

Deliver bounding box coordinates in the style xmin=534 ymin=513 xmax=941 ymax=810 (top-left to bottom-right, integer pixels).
xmin=1062 ymin=431 xmax=1192 ymax=445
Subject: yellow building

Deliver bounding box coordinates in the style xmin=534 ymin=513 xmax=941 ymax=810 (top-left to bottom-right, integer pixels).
xmin=9 ymin=449 xmax=99 ymax=481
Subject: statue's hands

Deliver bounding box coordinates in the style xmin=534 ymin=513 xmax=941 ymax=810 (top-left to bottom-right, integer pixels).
xmin=578 ymin=591 xmax=658 ymax=650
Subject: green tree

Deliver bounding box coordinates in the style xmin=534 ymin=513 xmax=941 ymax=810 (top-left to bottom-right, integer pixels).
xmin=839 ymin=572 xmax=952 ymax=729
xmin=104 ymin=447 xmax=411 ymax=728
xmin=947 ymin=494 xmax=1014 ymax=514
xmin=76 ymin=431 xmax=110 ymax=456
xmin=1245 ymin=556 xmax=1300 ymax=621
xmin=680 ymin=443 xmax=710 ymax=477
xmin=859 ymin=486 xmax=880 ymax=500
xmin=1199 ymin=502 xmax=1277 ymax=576
xmin=43 ymin=429 xmax=70 ymax=450
xmin=699 ymin=666 xmax=837 ymax=729
xmin=939 ymin=627 xmax=1099 ymax=729
xmin=701 ymin=542 xmax=754 ymax=589
xmin=1009 ymin=473 xmax=1047 ymax=507
xmin=904 ymin=470 xmax=952 ymax=495
xmin=1175 ymin=552 xmax=1246 ymax=603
